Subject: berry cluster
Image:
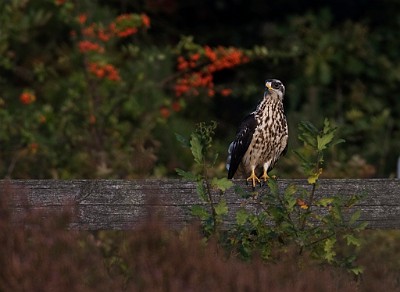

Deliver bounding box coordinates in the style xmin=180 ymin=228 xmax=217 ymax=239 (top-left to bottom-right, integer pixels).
xmin=159 ymin=101 xmax=182 ymax=119
xmin=111 ymin=14 xmax=150 ymax=38
xmin=74 ymin=13 xmax=151 ymax=82
xmin=19 ymin=91 xmax=36 ymax=105
xmin=174 ymin=46 xmax=249 ymax=97
xmin=78 ymin=40 xmax=105 ymax=54
xmin=87 ymin=62 xmax=121 ymax=81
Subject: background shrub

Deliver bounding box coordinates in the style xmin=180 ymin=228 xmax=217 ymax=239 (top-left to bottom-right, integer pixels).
xmin=1 ymin=0 xmax=399 ymax=179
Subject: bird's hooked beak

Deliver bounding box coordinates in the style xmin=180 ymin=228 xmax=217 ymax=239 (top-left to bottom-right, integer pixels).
xmin=265 ymin=81 xmax=272 ymax=92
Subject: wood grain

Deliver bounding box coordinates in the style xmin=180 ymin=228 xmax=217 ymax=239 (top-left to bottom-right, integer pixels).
xmin=1 ymin=179 xmax=399 ymax=230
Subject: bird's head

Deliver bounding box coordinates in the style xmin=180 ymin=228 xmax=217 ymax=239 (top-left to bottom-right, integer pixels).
xmin=264 ymin=79 xmax=285 ymax=101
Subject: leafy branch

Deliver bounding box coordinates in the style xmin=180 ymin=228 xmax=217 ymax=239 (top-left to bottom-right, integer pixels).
xmin=176 ymin=121 xmax=232 ymax=237
xmin=295 ymin=118 xmax=345 ymax=230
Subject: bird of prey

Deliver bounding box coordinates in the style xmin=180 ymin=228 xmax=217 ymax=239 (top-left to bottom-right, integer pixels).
xmin=226 ymin=79 xmax=288 ymax=188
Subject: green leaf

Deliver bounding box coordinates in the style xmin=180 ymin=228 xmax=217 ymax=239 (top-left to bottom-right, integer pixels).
xmin=191 ymin=205 xmax=209 ymax=220
xmin=355 ymin=222 xmax=368 ymax=231
xmin=211 ymin=177 xmax=233 ymax=192
xmin=349 ymin=266 xmax=364 ymax=276
xmin=268 ymin=205 xmax=284 ymax=221
xmin=284 ymin=184 xmax=297 ymax=196
xmin=175 ymin=168 xmax=199 ymax=181
xmin=267 ymin=178 xmax=279 ymax=195
xmin=299 ymin=121 xmax=319 ymax=135
xmin=349 ymin=210 xmax=361 ymax=225
xmin=316 ymin=197 xmax=334 ymax=207
xmin=324 ymin=238 xmax=336 ymax=263
xmin=331 ymin=138 xmax=346 ymax=147
xmin=196 ymin=182 xmax=208 ymax=202
xmin=286 ymin=196 xmax=297 ymax=211
xmin=331 ymin=202 xmax=344 ymax=222
xmin=284 ymin=185 xmax=297 ymax=210
xmin=190 ymin=134 xmax=203 ymax=164
xmin=215 ymin=200 xmax=228 ymax=216
xmin=175 ymin=132 xmax=189 ymax=147
xmin=317 ymin=119 xmax=345 ymax=150
xmin=345 ymin=193 xmax=363 ymax=208
xmin=322 ymin=118 xmax=331 ymax=134
xmin=236 ymin=209 xmax=248 ymax=226
xmin=307 ymin=171 xmax=320 ymax=184
xmin=343 ymin=234 xmax=361 ymax=247
xmin=298 ymin=121 xmax=318 ymax=148
xmin=317 ymin=131 xmax=335 ymax=151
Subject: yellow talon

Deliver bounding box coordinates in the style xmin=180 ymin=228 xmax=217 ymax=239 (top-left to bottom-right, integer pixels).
xmin=260 ymin=169 xmax=270 ymax=182
xmin=246 ymin=169 xmax=260 ymax=188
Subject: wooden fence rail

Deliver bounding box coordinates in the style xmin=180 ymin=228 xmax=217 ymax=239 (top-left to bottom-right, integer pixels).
xmin=1 ymin=179 xmax=399 ymax=230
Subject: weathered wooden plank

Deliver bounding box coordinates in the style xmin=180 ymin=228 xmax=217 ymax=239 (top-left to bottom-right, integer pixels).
xmin=1 ymin=179 xmax=399 ymax=230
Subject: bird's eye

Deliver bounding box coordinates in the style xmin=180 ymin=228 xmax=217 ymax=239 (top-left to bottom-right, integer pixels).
xmin=272 ymin=81 xmax=280 ymax=89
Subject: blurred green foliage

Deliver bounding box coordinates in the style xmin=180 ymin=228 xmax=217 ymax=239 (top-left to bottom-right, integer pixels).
xmin=0 ymin=0 xmax=399 ymax=178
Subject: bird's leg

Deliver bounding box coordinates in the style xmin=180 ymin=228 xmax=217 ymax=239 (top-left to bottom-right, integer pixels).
xmin=260 ymin=163 xmax=271 ymax=185
xmin=260 ymin=169 xmax=270 ymax=182
xmin=246 ymin=166 xmax=260 ymax=189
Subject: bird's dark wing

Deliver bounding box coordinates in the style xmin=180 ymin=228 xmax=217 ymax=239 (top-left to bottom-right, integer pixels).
xmin=227 ymin=113 xmax=257 ymax=179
